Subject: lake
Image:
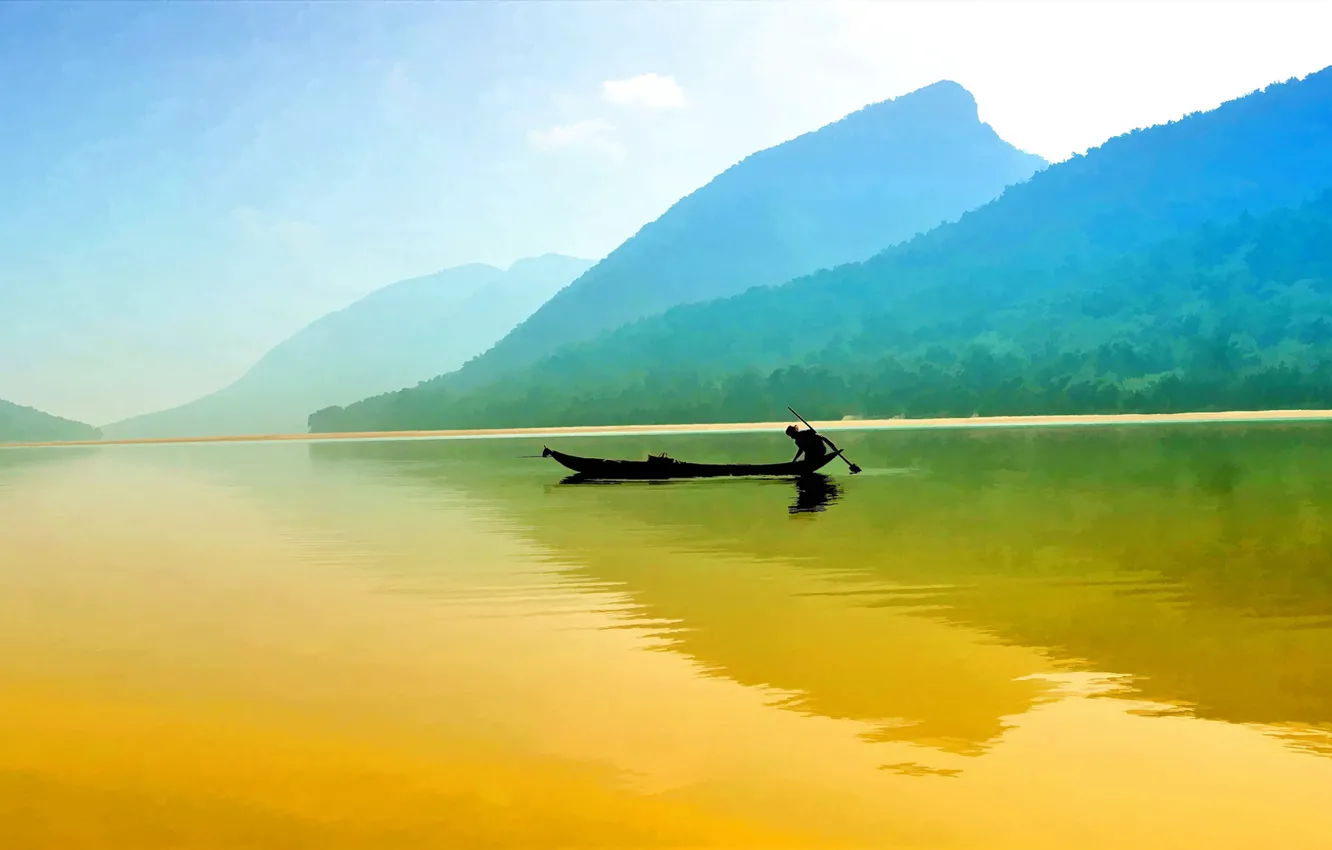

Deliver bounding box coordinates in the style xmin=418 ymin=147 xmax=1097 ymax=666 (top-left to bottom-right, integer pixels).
xmin=2 ymin=424 xmax=1331 ymax=848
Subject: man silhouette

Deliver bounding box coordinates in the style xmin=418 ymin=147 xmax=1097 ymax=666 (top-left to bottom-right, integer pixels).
xmin=786 ymin=423 xmax=838 ymax=464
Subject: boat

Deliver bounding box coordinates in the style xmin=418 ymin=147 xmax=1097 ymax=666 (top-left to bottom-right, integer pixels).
xmin=540 ymin=446 xmax=840 ymax=480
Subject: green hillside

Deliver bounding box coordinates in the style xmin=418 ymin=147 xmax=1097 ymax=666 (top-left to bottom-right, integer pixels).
xmin=310 ymin=68 xmax=1332 ymax=432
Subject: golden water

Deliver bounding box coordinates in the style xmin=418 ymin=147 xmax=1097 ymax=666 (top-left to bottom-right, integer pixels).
xmin=2 ymin=425 xmax=1330 ymax=848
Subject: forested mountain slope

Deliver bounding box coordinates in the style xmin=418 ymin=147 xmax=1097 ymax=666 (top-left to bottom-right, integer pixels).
xmin=312 ymin=188 xmax=1332 ymax=428
xmin=312 ymin=67 xmax=1332 ymax=431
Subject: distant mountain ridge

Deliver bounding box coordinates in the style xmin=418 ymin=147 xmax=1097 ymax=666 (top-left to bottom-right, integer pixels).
xmin=441 ymin=80 xmax=1046 ymax=389
xmin=309 ymin=66 xmax=1332 ymax=432
xmin=103 ymin=254 xmax=591 ymax=438
xmin=0 ymin=398 xmax=101 ymax=443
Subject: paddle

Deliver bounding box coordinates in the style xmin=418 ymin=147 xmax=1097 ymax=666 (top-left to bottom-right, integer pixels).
xmin=788 ymin=406 xmax=861 ymax=474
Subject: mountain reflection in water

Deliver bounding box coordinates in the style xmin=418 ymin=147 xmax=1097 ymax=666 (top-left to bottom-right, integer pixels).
xmin=4 ymin=425 xmax=1332 ymax=849
xmin=306 ymin=425 xmax=1332 ymax=762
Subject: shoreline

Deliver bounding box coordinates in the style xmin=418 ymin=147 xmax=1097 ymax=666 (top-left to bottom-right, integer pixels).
xmin=6 ymin=408 xmax=1332 ymax=450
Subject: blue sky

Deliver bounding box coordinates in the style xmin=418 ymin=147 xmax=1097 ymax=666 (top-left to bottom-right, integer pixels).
xmin=3 ymin=0 xmax=1331 ymax=425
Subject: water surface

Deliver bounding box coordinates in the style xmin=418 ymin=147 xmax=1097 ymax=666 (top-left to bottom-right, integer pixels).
xmin=2 ymin=425 xmax=1331 ymax=848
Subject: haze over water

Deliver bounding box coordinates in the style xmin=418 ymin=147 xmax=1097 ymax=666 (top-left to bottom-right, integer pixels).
xmin=2 ymin=425 xmax=1331 ymax=848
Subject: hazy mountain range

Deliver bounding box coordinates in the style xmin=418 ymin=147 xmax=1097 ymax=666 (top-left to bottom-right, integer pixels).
xmin=19 ymin=65 xmax=1332 ymax=440
xmin=312 ymin=66 xmax=1332 ymax=432
xmin=0 ymin=398 xmax=101 ymax=443
xmin=113 ymin=78 xmax=1049 ymax=440
xmin=102 ymin=254 xmax=591 ymax=438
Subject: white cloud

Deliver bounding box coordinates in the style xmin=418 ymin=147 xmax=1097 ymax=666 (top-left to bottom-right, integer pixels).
xmin=527 ymin=118 xmax=626 ymax=161
xmin=600 ymin=73 xmax=687 ymax=109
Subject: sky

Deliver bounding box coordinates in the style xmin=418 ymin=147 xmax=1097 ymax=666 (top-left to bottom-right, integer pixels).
xmin=2 ymin=0 xmax=1331 ymax=425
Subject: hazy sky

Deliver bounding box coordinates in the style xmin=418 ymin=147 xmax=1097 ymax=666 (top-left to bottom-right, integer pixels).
xmin=3 ymin=0 xmax=1331 ymax=424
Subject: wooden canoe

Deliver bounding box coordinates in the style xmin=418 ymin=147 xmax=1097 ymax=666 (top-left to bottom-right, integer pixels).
xmin=540 ymin=446 xmax=839 ymax=480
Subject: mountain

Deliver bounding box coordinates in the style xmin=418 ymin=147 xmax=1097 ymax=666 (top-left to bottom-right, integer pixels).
xmin=0 ymin=398 xmax=101 ymax=443
xmin=309 ymin=66 xmax=1332 ymax=432
xmin=441 ymin=81 xmax=1046 ymax=389
xmin=103 ymin=254 xmax=591 ymax=439
xmin=309 ymin=189 xmax=1332 ymax=429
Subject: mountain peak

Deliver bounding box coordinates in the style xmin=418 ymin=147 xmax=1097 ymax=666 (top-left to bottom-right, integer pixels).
xmin=370 ymin=77 xmax=1044 ymax=395
xmin=904 ymin=79 xmax=978 ymax=110
xmin=857 ymin=79 xmax=981 ymax=128
xmin=764 ymin=81 xmax=990 ymax=159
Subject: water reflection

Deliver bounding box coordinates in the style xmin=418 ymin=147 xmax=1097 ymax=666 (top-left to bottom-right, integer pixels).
xmin=306 ymin=425 xmax=1332 ymax=762
xmin=555 ymin=471 xmax=842 ymax=516
xmin=6 ymin=433 xmax=1332 ymax=848
xmin=790 ymin=473 xmax=839 ymax=514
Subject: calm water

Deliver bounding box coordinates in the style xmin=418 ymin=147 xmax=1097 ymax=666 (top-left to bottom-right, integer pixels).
xmin=2 ymin=425 xmax=1331 ymax=848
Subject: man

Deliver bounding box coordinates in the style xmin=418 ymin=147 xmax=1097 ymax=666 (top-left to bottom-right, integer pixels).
xmin=786 ymin=423 xmax=839 ymax=464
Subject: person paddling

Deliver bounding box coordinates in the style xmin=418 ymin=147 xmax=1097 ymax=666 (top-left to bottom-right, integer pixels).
xmin=784 ymin=406 xmax=862 ymax=474
xmin=786 ymin=423 xmax=838 ymax=464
